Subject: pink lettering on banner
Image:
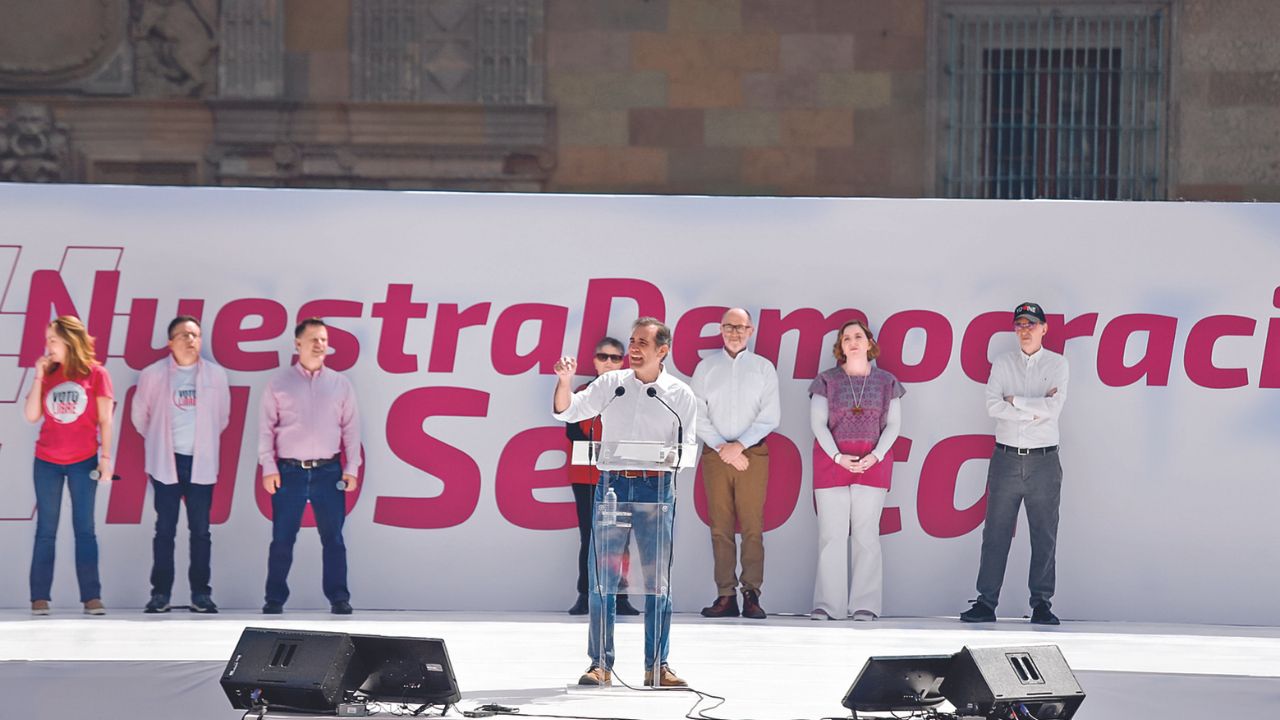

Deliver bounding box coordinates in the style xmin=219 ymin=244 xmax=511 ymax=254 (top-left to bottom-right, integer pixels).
xmin=491 ymin=303 xmax=569 ymax=375
xmin=960 ymin=311 xmax=1009 ymax=383
xmin=376 ymin=387 xmax=488 ymax=528
xmin=1260 ymin=287 xmax=1280 ymax=388
xmin=211 ymin=298 xmax=288 ymax=371
xmin=296 ymin=300 xmax=363 ymax=371
xmin=371 ymin=284 xmax=428 ymax=374
xmin=1042 ymin=313 xmax=1099 ymax=356
xmin=428 ymin=303 xmax=491 ymax=373
xmin=1097 ymin=313 xmax=1178 ymax=386
xmin=123 ymin=298 xmax=206 ymax=369
xmin=1184 ymin=315 xmax=1256 ymax=389
xmin=691 ymin=433 xmax=803 ymax=533
xmin=917 ymin=434 xmax=995 ymax=539
xmin=576 ymin=278 xmax=666 ymax=373
xmin=494 ymin=426 xmax=576 ymax=530
xmin=754 ymin=307 xmax=865 ymax=379
xmin=876 ymin=310 xmax=953 ymax=383
xmin=671 ymin=306 xmax=728 ymax=376
xmin=20 ymin=269 xmax=119 ymax=365
xmin=210 ymin=386 xmax=251 ymax=524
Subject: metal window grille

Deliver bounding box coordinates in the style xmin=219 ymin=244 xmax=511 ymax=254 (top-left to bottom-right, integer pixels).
xmin=939 ymin=4 xmax=1169 ymax=200
xmin=352 ymin=0 xmax=543 ymax=104
xmin=218 ymin=0 xmax=285 ymax=98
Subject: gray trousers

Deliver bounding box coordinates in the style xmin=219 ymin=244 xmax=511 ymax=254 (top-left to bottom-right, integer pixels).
xmin=975 ymin=449 xmax=1063 ymax=610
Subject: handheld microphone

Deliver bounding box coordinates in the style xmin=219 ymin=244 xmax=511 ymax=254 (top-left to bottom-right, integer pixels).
xmin=589 ymin=386 xmax=626 ymax=465
xmin=336 ymin=479 xmax=348 ymax=490
xmin=645 ymin=386 xmax=684 ymax=469
xmin=88 ymin=470 xmax=121 ymax=481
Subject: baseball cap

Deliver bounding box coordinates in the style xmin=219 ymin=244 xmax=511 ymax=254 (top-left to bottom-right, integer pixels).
xmin=1013 ymin=301 xmax=1046 ymax=324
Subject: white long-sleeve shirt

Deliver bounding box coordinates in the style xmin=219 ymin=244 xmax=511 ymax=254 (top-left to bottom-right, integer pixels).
xmin=553 ymin=367 xmax=698 ymax=471
xmin=985 ymin=347 xmax=1069 ymax=448
xmin=690 ymin=348 xmax=780 ymax=449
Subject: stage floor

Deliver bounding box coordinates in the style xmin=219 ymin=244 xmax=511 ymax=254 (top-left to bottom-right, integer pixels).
xmin=2 ymin=609 xmax=1278 ymax=719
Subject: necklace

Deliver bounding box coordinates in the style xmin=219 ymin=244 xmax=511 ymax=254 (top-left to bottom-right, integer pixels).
xmin=844 ymin=368 xmax=871 ymax=414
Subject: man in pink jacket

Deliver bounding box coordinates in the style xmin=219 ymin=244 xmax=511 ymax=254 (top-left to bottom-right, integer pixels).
xmin=130 ymin=315 xmax=231 ymax=613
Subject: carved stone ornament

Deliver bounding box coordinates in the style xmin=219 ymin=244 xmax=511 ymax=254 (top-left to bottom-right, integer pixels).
xmin=130 ymin=0 xmax=218 ymax=97
xmin=0 ymin=104 xmax=73 ymax=183
xmin=0 ymin=0 xmax=128 ymax=88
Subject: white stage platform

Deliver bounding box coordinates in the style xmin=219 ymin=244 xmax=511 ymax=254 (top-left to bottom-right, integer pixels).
xmin=2 ymin=609 xmax=1278 ymax=719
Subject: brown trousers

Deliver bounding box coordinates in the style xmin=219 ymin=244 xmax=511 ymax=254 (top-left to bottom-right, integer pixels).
xmin=701 ymin=443 xmax=769 ymax=596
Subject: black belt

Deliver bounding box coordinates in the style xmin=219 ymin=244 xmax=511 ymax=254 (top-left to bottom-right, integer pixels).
xmin=278 ymin=455 xmax=340 ymax=469
xmin=615 ymin=470 xmax=666 ymax=479
xmin=995 ymin=443 xmax=1058 ymax=456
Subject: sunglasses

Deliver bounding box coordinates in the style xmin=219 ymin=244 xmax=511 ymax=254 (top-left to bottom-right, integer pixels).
xmin=595 ymin=352 xmax=624 ymax=363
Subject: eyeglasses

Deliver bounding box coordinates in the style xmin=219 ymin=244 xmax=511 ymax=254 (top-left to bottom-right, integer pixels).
xmin=595 ymin=352 xmax=624 ymax=363
xmin=170 ymin=331 xmax=200 ymax=341
xmin=1013 ymin=321 xmax=1041 ymax=331
xmin=721 ymin=324 xmax=753 ymax=334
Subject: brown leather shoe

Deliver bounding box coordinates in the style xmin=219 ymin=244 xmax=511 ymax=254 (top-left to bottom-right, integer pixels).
xmin=700 ymin=594 xmax=739 ymax=618
xmin=31 ymin=600 xmax=50 ymax=616
xmin=644 ymin=664 xmax=688 ymax=687
xmin=83 ymin=599 xmax=106 ymax=616
xmin=578 ymin=666 xmax=611 ymax=686
xmin=741 ymin=589 xmax=767 ymax=619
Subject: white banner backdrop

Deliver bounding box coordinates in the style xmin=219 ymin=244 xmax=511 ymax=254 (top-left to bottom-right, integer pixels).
xmin=0 ymin=184 xmax=1277 ymax=624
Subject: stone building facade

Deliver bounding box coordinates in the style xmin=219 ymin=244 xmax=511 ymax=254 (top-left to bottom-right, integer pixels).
xmin=0 ymin=0 xmax=1276 ymax=200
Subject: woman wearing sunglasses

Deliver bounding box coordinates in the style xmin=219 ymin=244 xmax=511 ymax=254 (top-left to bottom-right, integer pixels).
xmin=564 ymin=337 xmax=639 ymax=617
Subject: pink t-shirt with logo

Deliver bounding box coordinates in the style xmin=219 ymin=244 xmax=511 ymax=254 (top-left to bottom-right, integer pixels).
xmin=35 ymin=363 xmax=114 ymax=465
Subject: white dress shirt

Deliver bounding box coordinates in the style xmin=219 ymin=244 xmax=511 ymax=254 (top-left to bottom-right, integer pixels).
xmin=986 ymin=347 xmax=1069 ymax=448
xmin=690 ymin=348 xmax=780 ymax=449
xmin=553 ymin=367 xmax=698 ymax=471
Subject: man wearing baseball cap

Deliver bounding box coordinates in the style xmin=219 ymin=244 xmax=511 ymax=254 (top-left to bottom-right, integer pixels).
xmin=960 ymin=301 xmax=1069 ymax=625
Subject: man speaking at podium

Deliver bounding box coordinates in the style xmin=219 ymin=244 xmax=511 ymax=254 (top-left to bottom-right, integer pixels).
xmin=552 ymin=317 xmax=698 ymax=688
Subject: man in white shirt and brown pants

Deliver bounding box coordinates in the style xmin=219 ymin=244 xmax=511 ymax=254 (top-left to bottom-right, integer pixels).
xmin=691 ymin=308 xmax=779 ymax=620
xmin=961 ymin=301 xmax=1069 ymax=625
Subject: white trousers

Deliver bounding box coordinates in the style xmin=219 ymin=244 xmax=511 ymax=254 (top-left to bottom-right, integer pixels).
xmin=813 ymin=484 xmax=888 ymax=617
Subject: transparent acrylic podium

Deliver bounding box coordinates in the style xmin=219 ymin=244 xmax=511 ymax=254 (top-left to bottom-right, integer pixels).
xmin=570 ymin=440 xmax=697 ymax=688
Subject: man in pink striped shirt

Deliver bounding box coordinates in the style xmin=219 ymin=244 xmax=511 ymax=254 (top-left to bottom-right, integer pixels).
xmin=131 ymin=315 xmax=230 ymax=614
xmin=258 ymin=318 xmax=361 ymax=615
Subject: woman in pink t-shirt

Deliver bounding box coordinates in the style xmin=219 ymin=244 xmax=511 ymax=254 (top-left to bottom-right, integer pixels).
xmin=22 ymin=316 xmax=115 ymax=616
xmin=807 ymin=319 xmax=905 ymax=622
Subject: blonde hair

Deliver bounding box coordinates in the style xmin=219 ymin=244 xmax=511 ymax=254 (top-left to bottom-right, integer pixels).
xmin=49 ymin=315 xmax=98 ymax=380
xmin=832 ymin=319 xmax=880 ymax=363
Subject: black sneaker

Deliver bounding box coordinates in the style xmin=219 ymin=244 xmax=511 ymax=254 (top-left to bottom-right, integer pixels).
xmin=144 ymin=593 xmax=171 ymax=614
xmin=189 ymin=594 xmax=219 ymax=614
xmin=567 ymin=593 xmax=589 ymax=615
xmin=262 ymin=601 xmax=284 ymax=614
xmin=331 ymin=600 xmax=353 ymax=615
xmin=960 ymin=600 xmax=996 ymax=623
xmin=1030 ymin=603 xmax=1060 ymax=625
xmin=616 ymin=595 xmax=641 ymax=616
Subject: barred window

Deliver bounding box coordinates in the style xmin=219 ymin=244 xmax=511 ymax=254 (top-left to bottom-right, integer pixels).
xmin=218 ymin=0 xmax=285 ymax=98
xmin=936 ymin=2 xmax=1170 ymax=200
xmin=351 ymin=0 xmax=543 ymax=104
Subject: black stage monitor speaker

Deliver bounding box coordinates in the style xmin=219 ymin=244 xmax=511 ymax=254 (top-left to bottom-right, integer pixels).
xmin=221 ymin=627 xmax=356 ymax=712
xmin=940 ymin=645 xmax=1085 ymax=720
xmin=347 ymin=633 xmax=462 ymax=706
xmin=841 ymin=654 xmax=953 ymax=714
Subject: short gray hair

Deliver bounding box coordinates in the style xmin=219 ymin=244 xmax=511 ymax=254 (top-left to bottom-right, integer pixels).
xmin=633 ymin=316 xmax=671 ymax=348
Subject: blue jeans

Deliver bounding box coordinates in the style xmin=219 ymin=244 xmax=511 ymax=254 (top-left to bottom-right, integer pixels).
xmin=265 ymin=462 xmax=349 ymax=605
xmin=30 ymin=456 xmax=101 ymax=602
xmin=149 ymin=454 xmax=213 ymax=599
xmin=976 ymin=450 xmax=1063 ymax=610
xmin=587 ymin=471 xmax=675 ymax=670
